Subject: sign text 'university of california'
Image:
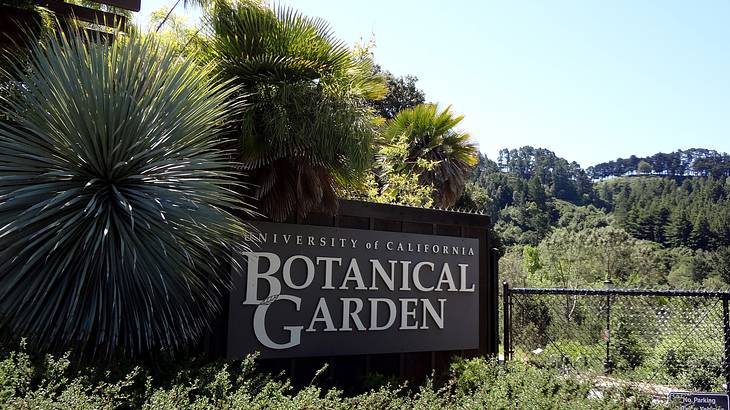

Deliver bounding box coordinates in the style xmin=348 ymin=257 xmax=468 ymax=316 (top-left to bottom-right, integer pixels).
xmin=227 ymin=222 xmax=480 ymax=359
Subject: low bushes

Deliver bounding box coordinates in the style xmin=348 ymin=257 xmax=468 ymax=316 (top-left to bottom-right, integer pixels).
xmin=0 ymin=343 xmax=664 ymax=409
xmin=529 ymin=335 xmax=724 ymax=392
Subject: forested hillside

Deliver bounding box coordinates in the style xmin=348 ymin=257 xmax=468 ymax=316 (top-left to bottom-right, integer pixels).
xmin=459 ymin=147 xmax=730 ymax=290
xmin=587 ymin=149 xmax=730 ymax=179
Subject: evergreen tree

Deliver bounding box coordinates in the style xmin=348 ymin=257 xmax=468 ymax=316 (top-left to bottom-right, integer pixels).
xmin=653 ymin=206 xmax=670 ymax=245
xmin=369 ymin=68 xmax=426 ymax=119
xmin=623 ymin=208 xmax=642 ymax=239
xmin=712 ymin=246 xmax=730 ymax=284
xmin=469 ymin=146 xmax=730 ymax=250
xmin=637 ymin=160 xmax=652 ymax=174
xmin=527 ymin=175 xmax=547 ymax=207
xmin=666 ymin=210 xmax=693 ymax=247
xmin=689 ymin=215 xmax=712 ymax=250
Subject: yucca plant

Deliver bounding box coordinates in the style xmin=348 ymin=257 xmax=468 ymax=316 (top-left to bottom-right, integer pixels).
xmin=381 ymin=104 xmax=478 ymax=207
xmin=0 ymin=30 xmax=252 ymax=356
xmin=202 ymin=1 xmax=386 ymax=221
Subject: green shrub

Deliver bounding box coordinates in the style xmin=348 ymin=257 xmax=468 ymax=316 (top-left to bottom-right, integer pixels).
xmin=684 ymin=356 xmax=722 ymax=391
xmin=361 ymin=371 xmax=401 ymax=392
xmin=448 ymin=357 xmax=662 ymax=409
xmin=513 ymin=298 xmax=552 ymax=349
xmin=648 ymin=336 xmax=723 ymax=390
xmin=0 ymin=345 xmax=667 ymax=409
xmin=613 ymin=319 xmax=649 ymax=371
xmin=530 ymin=340 xmax=604 ymax=373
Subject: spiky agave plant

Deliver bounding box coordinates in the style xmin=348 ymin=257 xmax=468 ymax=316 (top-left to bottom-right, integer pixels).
xmin=202 ymin=1 xmax=387 ymax=221
xmin=382 ymin=104 xmax=478 ymax=208
xmin=0 ymin=31 xmax=253 ymax=356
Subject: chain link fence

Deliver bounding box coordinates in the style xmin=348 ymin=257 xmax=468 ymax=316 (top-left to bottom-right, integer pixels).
xmin=503 ymin=284 xmax=730 ymax=395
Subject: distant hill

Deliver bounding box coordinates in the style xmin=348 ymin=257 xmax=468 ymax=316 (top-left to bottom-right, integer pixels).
xmin=587 ymin=148 xmax=730 ymax=180
xmin=459 ymin=146 xmax=730 ymax=250
xmin=462 ymin=146 xmax=730 ymax=290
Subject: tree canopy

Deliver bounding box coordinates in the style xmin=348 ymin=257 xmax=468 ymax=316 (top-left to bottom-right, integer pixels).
xmin=381 ymin=104 xmax=477 ymax=207
xmin=588 ymin=149 xmax=730 ymax=179
xmin=201 ymin=0 xmax=387 ymax=221
xmin=459 ymin=146 xmax=730 ymax=290
xmin=368 ymin=66 xmax=426 ymax=120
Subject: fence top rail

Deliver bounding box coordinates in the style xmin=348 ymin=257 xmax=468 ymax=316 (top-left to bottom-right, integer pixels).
xmin=508 ymin=286 xmax=730 ymax=298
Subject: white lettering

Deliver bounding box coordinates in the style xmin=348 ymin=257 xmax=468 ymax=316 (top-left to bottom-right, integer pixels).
xmin=282 ymin=255 xmax=315 ymax=290
xmin=316 ymin=257 xmax=341 ymax=289
xmin=400 ymin=298 xmax=419 ymax=329
xmin=369 ymin=298 xmax=397 ymax=330
xmin=253 ymin=295 xmax=303 ymax=349
xmin=435 ymin=263 xmax=458 ymax=291
xmin=242 ymin=252 xmax=281 ymax=304
xmin=459 ymin=264 xmax=475 ymax=292
xmin=420 ymin=298 xmax=446 ymax=329
xmin=369 ymin=259 xmax=396 ymax=291
xmin=400 ymin=260 xmax=412 ymax=290
xmin=306 ymin=297 xmax=337 ymax=332
xmin=339 ymin=259 xmax=367 ymax=290
xmin=413 ymin=261 xmax=435 ymax=291
xmin=340 ymin=298 xmax=366 ymax=331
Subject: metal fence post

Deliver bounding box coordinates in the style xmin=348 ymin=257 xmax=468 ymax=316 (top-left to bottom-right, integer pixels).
xmin=722 ymin=295 xmax=730 ymax=390
xmin=503 ymin=282 xmax=512 ymax=362
xmin=604 ymin=293 xmax=612 ymax=374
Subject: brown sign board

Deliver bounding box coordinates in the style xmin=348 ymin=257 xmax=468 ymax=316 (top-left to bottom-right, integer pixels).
xmin=227 ymin=221 xmax=480 ymax=359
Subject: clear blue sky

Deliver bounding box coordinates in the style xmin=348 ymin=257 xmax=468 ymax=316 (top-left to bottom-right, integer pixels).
xmin=136 ymin=1 xmax=730 ymax=167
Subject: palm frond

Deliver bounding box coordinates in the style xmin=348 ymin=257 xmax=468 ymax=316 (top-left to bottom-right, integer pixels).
xmin=202 ymin=1 xmax=385 ymax=220
xmin=381 ymin=104 xmax=478 ymax=207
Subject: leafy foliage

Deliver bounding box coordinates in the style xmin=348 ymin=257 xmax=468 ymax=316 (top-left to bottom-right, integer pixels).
xmin=0 ymin=31 xmax=251 ymax=356
xmin=148 ymin=6 xmax=202 ymax=57
xmin=0 ymin=3 xmax=55 ymax=111
xmin=460 ymin=145 xmax=730 ymax=289
xmin=595 ymin=176 xmax=730 ymax=250
xmin=381 ymin=104 xmax=477 ymax=207
xmin=369 ymin=66 xmax=426 ymax=120
xmin=0 ymin=345 xmax=663 ymax=409
xmin=202 ymin=0 xmax=387 ymax=221
xmin=462 ymin=148 xmax=594 ymax=245
xmin=351 ymin=131 xmax=436 ymax=208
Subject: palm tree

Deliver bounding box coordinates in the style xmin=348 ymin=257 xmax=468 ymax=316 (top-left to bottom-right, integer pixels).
xmin=202 ymin=1 xmax=386 ymax=221
xmin=0 ymin=30 xmax=252 ymax=356
xmin=381 ymin=104 xmax=478 ymax=207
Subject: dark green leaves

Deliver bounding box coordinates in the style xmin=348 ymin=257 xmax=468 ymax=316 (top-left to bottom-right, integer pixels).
xmin=382 ymin=104 xmax=478 ymax=207
xmin=0 ymin=31 xmax=253 ymax=356
xmin=203 ymin=1 xmax=386 ymax=221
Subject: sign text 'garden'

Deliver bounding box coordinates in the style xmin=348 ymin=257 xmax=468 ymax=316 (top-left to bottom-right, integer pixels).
xmin=227 ymin=222 xmax=480 ymax=358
